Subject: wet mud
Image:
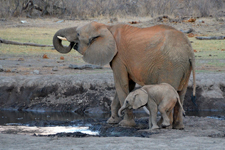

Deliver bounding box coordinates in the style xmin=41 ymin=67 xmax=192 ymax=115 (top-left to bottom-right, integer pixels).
xmin=1 ymin=110 xmax=225 ymax=139
xmin=0 ymin=73 xmax=225 ymax=113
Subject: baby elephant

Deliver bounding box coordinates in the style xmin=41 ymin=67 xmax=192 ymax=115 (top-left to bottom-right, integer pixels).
xmin=118 ymin=83 xmax=185 ymax=130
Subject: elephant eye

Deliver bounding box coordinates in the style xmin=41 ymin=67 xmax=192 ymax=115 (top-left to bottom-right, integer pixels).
xmin=88 ymin=36 xmax=100 ymax=45
xmin=77 ymin=33 xmax=80 ymax=37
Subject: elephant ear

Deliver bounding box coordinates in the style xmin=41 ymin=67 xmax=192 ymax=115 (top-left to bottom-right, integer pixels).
xmin=83 ymin=25 xmax=117 ymax=66
xmin=133 ymin=89 xmax=148 ymax=109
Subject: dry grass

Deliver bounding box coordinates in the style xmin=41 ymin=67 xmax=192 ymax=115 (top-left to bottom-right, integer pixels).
xmin=191 ymin=37 xmax=225 ymax=72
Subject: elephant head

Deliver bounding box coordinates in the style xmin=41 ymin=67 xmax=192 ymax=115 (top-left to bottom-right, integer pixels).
xmin=53 ymin=27 xmax=78 ymax=54
xmin=53 ymin=22 xmax=117 ymax=66
xmin=118 ymin=89 xmax=148 ymax=117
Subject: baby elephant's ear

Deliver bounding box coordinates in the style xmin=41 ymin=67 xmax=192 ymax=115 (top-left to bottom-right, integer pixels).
xmin=133 ymin=89 xmax=148 ymax=109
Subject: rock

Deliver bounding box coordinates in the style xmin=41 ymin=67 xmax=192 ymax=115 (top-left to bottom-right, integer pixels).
xmin=180 ymin=28 xmax=194 ymax=34
xmin=11 ymin=69 xmax=18 ymax=73
xmin=110 ymin=17 xmax=118 ymax=23
xmin=56 ymin=20 xmax=64 ymax=23
xmin=187 ymin=18 xmax=196 ymax=22
xmin=188 ymin=33 xmax=195 ymax=37
xmin=57 ymin=60 xmax=64 ymax=63
xmin=69 ymin=64 xmax=103 ymax=70
xmin=43 ymin=54 xmax=49 ymax=59
xmin=60 ymin=56 xmax=64 ymax=60
xmin=0 ymin=57 xmax=7 ymax=60
xmin=33 ymin=70 xmax=40 ymax=75
xmin=52 ymin=66 xmax=58 ymax=71
xmin=128 ymin=21 xmax=141 ymax=24
xmin=18 ymin=58 xmax=25 ymax=61
xmin=4 ymin=69 xmax=11 ymax=72
xmin=20 ymin=20 xmax=28 ymax=24
xmin=0 ymin=65 xmax=3 ymax=72
xmin=43 ymin=65 xmax=54 ymax=67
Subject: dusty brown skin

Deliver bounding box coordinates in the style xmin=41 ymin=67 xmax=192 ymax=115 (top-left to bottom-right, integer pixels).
xmin=118 ymin=83 xmax=185 ymax=130
xmin=53 ymin=22 xmax=196 ymax=129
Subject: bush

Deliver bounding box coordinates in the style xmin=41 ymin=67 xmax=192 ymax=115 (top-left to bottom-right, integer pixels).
xmin=0 ymin=0 xmax=224 ymax=19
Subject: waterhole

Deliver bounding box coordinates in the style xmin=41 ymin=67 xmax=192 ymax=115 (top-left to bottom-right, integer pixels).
xmin=0 ymin=110 xmax=224 ymax=137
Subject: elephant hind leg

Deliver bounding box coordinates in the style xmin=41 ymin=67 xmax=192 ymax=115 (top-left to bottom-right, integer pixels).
xmin=173 ymin=83 xmax=189 ymax=129
xmin=159 ymin=109 xmax=171 ymax=128
xmin=159 ymin=98 xmax=176 ymax=128
xmin=173 ymin=66 xmax=192 ymax=129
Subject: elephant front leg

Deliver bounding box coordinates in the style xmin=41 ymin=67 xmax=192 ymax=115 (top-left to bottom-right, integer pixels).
xmin=109 ymin=61 xmax=136 ymax=127
xmin=107 ymin=93 xmax=122 ymax=124
xmin=119 ymin=109 xmax=136 ymax=127
xmin=118 ymin=80 xmax=136 ymax=127
xmin=149 ymin=103 xmax=159 ymax=130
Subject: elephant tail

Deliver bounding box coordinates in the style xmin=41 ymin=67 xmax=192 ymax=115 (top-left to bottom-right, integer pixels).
xmin=177 ymin=97 xmax=186 ymax=117
xmin=189 ymin=58 xmax=197 ymax=107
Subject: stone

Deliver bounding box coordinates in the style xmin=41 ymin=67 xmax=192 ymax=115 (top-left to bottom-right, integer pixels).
xmin=18 ymin=58 xmax=24 ymax=61
xmin=69 ymin=64 xmax=103 ymax=70
xmin=33 ymin=70 xmax=40 ymax=75
xmin=52 ymin=66 xmax=58 ymax=71
xmin=57 ymin=60 xmax=64 ymax=63
xmin=0 ymin=65 xmax=3 ymax=72
xmin=11 ymin=69 xmax=18 ymax=73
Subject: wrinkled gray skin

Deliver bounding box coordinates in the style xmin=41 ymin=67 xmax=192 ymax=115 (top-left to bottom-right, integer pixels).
xmin=118 ymin=83 xmax=185 ymax=130
xmin=53 ymin=21 xmax=196 ymax=129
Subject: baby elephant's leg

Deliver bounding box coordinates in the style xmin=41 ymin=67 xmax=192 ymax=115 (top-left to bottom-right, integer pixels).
xmin=158 ymin=98 xmax=176 ymax=128
xmin=157 ymin=116 xmax=163 ymax=127
xmin=148 ymin=101 xmax=159 ymax=130
xmin=148 ymin=111 xmax=152 ymax=129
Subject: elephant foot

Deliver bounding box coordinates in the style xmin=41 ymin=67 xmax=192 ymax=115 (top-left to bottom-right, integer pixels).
xmin=150 ymin=125 xmax=160 ymax=130
xmin=107 ymin=116 xmax=122 ymax=124
xmin=119 ymin=119 xmax=136 ymax=127
xmin=161 ymin=122 xmax=170 ymax=128
xmin=138 ymin=129 xmax=151 ymax=132
xmin=173 ymin=122 xmax=184 ymax=130
xmin=157 ymin=118 xmax=163 ymax=127
xmin=164 ymin=125 xmax=172 ymax=129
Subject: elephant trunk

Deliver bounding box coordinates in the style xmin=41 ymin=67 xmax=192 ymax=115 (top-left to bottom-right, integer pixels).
xmin=118 ymin=103 xmax=128 ymax=117
xmin=53 ymin=27 xmax=77 ymax=54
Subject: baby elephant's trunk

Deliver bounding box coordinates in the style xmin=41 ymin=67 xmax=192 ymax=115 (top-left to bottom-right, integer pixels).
xmin=118 ymin=104 xmax=127 ymax=117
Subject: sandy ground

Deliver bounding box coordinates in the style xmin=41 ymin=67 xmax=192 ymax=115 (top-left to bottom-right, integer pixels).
xmin=1 ymin=134 xmax=225 ymax=150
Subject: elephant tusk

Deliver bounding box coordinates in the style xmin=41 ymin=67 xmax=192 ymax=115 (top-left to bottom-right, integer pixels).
xmin=57 ymin=36 xmax=67 ymax=41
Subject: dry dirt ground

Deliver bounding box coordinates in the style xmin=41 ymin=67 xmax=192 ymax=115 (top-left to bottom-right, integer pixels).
xmin=0 ymin=17 xmax=225 ymax=149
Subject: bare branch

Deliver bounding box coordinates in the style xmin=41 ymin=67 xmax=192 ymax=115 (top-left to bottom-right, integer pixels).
xmin=0 ymin=38 xmax=53 ymax=47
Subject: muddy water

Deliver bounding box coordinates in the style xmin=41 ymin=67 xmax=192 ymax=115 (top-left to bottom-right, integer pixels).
xmin=186 ymin=111 xmax=225 ymax=120
xmin=0 ymin=110 xmax=110 ymax=125
xmin=1 ymin=110 xmax=225 ymax=126
xmin=0 ymin=110 xmax=111 ymax=136
xmin=0 ymin=110 xmax=225 ymax=137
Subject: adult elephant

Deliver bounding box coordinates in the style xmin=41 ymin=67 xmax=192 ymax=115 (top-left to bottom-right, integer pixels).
xmin=53 ymin=22 xmax=196 ymax=129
